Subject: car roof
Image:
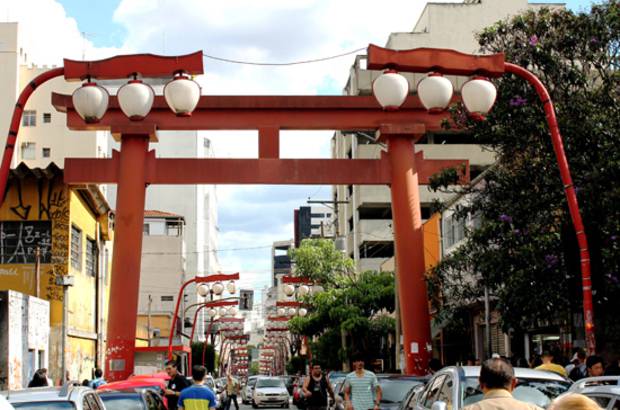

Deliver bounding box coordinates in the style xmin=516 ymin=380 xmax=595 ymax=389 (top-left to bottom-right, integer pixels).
xmin=459 ymin=366 xmax=569 ymax=382
xmin=569 ymin=376 xmax=620 ymax=395
xmin=98 ymin=378 xmax=166 ymax=391
xmin=2 ymin=385 xmax=94 ymax=402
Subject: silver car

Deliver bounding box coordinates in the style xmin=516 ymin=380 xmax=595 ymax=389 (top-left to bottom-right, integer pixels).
xmin=2 ymin=383 xmax=105 ymax=409
xmin=243 ymin=376 xmax=259 ymax=404
xmin=562 ymin=376 xmax=620 ymax=409
xmin=252 ymin=377 xmax=290 ymax=408
xmin=405 ymin=366 xmax=571 ymax=410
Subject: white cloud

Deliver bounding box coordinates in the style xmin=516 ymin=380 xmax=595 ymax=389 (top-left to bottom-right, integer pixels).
xmin=7 ymin=0 xmax=455 ymax=295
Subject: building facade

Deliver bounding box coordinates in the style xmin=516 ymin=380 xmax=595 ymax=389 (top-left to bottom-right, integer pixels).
xmin=333 ymin=0 xmax=561 ymax=273
xmin=136 ymin=211 xmax=186 ymax=347
xmin=0 ymin=23 xmax=110 ymax=173
xmin=0 ymin=164 xmax=112 ymax=384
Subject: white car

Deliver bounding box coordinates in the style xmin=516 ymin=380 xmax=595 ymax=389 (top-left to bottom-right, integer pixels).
xmin=408 ymin=366 xmax=571 ymax=410
xmin=2 ymin=384 xmax=105 ymax=409
xmin=243 ymin=376 xmax=259 ymax=404
xmin=0 ymin=395 xmax=14 ymax=410
xmin=560 ymin=376 xmax=620 ymax=409
xmin=252 ymin=377 xmax=290 ymax=408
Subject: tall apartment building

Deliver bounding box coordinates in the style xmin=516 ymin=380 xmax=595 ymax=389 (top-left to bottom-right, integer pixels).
xmin=136 ymin=211 xmax=186 ymax=346
xmin=0 ymin=23 xmax=109 ymax=173
xmin=271 ymin=239 xmax=294 ymax=305
xmin=333 ymin=0 xmax=560 ymax=273
xmin=294 ymin=206 xmax=334 ymax=246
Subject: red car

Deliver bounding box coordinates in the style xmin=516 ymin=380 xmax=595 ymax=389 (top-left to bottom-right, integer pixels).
xmin=98 ymin=377 xmax=169 ymax=408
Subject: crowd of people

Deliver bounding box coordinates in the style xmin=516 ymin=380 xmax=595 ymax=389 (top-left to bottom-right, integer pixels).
xmin=23 ymin=347 xmax=619 ymax=410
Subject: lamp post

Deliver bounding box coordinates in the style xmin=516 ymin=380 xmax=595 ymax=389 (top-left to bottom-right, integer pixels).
xmin=367 ymin=45 xmax=596 ymax=365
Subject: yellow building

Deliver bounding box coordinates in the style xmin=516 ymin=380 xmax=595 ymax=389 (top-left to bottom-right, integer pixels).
xmin=0 ymin=163 xmax=113 ymax=383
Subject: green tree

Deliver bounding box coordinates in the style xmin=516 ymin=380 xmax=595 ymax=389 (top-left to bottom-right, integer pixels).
xmin=430 ymin=2 xmax=620 ymax=353
xmin=191 ymin=342 xmax=216 ymax=373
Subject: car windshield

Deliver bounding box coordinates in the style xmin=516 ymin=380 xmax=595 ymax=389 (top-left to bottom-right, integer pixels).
xmin=257 ymin=379 xmax=285 ymax=388
xmin=12 ymin=403 xmax=76 ymax=409
xmin=462 ymin=377 xmax=571 ymax=408
xmin=379 ymin=380 xmax=423 ymax=404
xmin=100 ymin=395 xmax=144 ymax=410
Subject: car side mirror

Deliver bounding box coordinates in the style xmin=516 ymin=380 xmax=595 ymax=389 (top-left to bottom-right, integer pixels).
xmin=431 ymin=401 xmax=447 ymax=410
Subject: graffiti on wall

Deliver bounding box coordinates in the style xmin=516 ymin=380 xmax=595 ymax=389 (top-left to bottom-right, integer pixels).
xmin=0 ymin=221 xmax=52 ymax=264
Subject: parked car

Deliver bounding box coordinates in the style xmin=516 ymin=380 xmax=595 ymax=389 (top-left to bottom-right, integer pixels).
xmin=561 ymin=376 xmax=620 ymax=409
xmin=398 ymin=384 xmax=426 ymax=410
xmin=3 ymin=383 xmax=105 ymax=409
xmin=242 ymin=376 xmax=259 ymax=404
xmin=253 ymin=377 xmax=290 ymax=408
xmin=410 ymin=366 xmax=571 ymax=410
xmin=99 ymin=377 xmax=168 ymax=405
xmin=331 ymin=374 xmax=426 ymax=410
xmin=99 ymin=389 xmax=167 ymax=409
xmin=214 ymin=377 xmax=228 ymax=410
xmin=0 ymin=395 xmax=14 ymax=410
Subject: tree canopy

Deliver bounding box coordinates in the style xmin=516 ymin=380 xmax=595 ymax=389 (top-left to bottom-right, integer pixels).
xmin=429 ymin=1 xmax=620 ymax=353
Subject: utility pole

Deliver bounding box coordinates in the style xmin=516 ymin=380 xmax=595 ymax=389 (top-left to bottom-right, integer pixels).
xmin=34 ymin=246 xmax=40 ymax=298
xmin=55 ymin=275 xmax=74 ymax=384
xmin=147 ymin=294 xmax=152 ymax=347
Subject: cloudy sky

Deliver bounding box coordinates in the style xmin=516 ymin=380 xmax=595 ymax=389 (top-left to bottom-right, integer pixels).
xmin=3 ymin=0 xmax=593 ymax=298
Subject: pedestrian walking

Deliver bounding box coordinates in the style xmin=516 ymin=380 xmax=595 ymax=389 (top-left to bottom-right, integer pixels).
xmin=178 ymin=365 xmax=218 ymax=410
xmin=344 ymin=353 xmax=382 ymax=410
xmin=224 ymin=373 xmax=240 ymax=410
xmin=165 ymin=359 xmax=192 ymax=410
xmin=89 ymin=368 xmax=106 ymax=389
xmin=462 ymin=358 xmax=543 ymax=410
xmin=27 ymin=368 xmax=49 ymax=387
xmin=585 ymin=355 xmax=604 ymax=377
xmin=566 ymin=350 xmax=587 ymax=381
xmin=535 ymin=351 xmax=568 ymax=378
xmin=303 ymin=363 xmax=335 ymax=410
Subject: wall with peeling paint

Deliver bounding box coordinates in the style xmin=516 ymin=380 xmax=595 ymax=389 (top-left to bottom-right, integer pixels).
xmin=0 ymin=290 xmax=50 ymax=390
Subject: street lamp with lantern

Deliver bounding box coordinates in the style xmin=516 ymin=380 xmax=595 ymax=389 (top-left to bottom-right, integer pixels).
xmin=367 ymin=44 xmax=596 ymax=363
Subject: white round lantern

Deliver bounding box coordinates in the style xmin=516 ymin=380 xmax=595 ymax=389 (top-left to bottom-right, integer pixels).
xmin=117 ymin=79 xmax=154 ymax=121
xmin=226 ymin=280 xmax=236 ymax=294
xmin=218 ymin=307 xmax=228 ymax=316
xmin=197 ymin=284 xmax=210 ymax=297
xmin=297 ymin=285 xmax=310 ymax=297
xmin=277 ymin=308 xmax=286 ymax=316
xmin=461 ymin=77 xmax=497 ymax=118
xmin=207 ymin=308 xmax=217 ymax=317
xmin=287 ymin=308 xmax=297 ymax=316
xmin=228 ymin=306 xmax=238 ymax=316
xmin=298 ymin=308 xmax=308 ymax=317
xmin=283 ymin=284 xmax=295 ymax=297
xmin=211 ymin=282 xmax=224 ymax=295
xmin=372 ymin=69 xmax=409 ymax=111
xmin=417 ymin=73 xmax=453 ymax=113
xmin=72 ymin=82 xmax=109 ymax=123
xmin=163 ymin=74 xmax=201 ymax=116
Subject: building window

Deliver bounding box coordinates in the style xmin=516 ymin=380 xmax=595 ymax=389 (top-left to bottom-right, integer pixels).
xmin=85 ymin=238 xmax=97 ymax=277
xmin=166 ymin=221 xmax=181 ymax=236
xmin=43 ymin=113 xmax=51 ymax=123
xmin=42 ymin=147 xmax=51 ymax=158
xmin=71 ymin=225 xmax=82 ymax=271
xmin=22 ymin=110 xmax=36 ymax=127
xmin=143 ymin=223 xmax=150 ymax=235
xmin=161 ymin=295 xmax=174 ymax=302
xmin=21 ymin=142 xmax=36 ymax=160
xmin=203 ymin=138 xmax=211 ymax=148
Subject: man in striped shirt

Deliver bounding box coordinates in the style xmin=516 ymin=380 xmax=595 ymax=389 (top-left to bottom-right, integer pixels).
xmin=344 ymin=353 xmax=382 ymax=410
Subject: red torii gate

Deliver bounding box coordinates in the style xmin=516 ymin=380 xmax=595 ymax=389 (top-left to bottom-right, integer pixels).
xmin=1 ymin=46 xmax=510 ymax=381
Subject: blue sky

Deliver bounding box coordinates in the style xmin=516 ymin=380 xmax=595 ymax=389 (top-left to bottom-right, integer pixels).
xmin=58 ymin=0 xmax=597 ymax=49
xmin=6 ymin=0 xmax=602 ymax=296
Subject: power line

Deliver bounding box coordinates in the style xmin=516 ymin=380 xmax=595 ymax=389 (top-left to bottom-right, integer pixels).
xmin=202 ymin=47 xmax=366 ymax=66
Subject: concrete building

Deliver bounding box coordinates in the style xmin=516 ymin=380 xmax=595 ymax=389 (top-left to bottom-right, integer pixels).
xmin=333 ymin=0 xmax=561 ymax=273
xmin=0 ymin=163 xmax=113 ymax=383
xmin=0 ymin=291 xmax=50 ymax=390
xmin=294 ymin=206 xmax=335 ymax=245
xmin=271 ymin=240 xmax=294 ymax=305
xmin=136 ymin=211 xmax=186 ymax=347
xmin=0 ymin=23 xmax=110 ymax=174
